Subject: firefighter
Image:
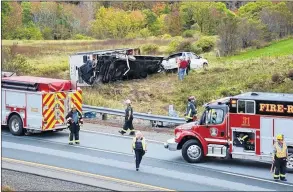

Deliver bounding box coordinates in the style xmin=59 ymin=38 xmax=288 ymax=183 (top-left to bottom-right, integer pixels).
xmin=273 ymin=134 xmax=288 ymax=181
xmin=132 ymin=131 xmax=147 ymax=171
xmin=66 ymin=105 xmax=83 ymax=145
xmin=185 ymin=96 xmax=197 ymax=123
xmin=119 ymin=99 xmax=135 ymax=136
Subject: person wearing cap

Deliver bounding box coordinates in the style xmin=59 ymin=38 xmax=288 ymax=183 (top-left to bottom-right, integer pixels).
xmin=119 ymin=99 xmax=135 ymax=136
xmin=66 ymin=105 xmax=83 ymax=145
xmin=132 ymin=131 xmax=147 ymax=171
xmin=185 ymin=96 xmax=197 ymax=123
xmin=273 ymin=134 xmax=288 ymax=181
xmin=178 ymin=57 xmax=188 ymax=81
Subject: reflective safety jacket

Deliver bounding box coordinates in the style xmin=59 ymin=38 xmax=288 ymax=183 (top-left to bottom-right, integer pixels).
xmin=125 ymin=105 xmax=133 ymax=121
xmin=274 ymin=142 xmax=288 ymax=159
xmin=132 ymin=137 xmax=146 ymax=151
xmin=66 ymin=110 xmax=83 ymax=126
xmin=185 ymin=101 xmax=196 ymax=120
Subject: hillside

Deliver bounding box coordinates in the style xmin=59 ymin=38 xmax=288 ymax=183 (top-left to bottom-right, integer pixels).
xmin=82 ymin=38 xmax=293 ymax=116
xmin=2 ymin=38 xmax=293 ymax=117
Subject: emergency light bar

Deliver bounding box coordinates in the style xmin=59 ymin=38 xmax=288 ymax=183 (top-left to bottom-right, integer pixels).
xmin=231 ymin=99 xmax=237 ymax=107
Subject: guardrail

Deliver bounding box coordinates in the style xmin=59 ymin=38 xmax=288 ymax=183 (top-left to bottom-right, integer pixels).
xmin=82 ymin=105 xmax=186 ymax=125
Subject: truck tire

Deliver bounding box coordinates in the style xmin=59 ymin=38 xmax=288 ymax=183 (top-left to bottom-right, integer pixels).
xmin=8 ymin=115 xmax=24 ymax=136
xmin=182 ymin=139 xmax=203 ymax=163
xmin=287 ymin=152 xmax=293 ymax=173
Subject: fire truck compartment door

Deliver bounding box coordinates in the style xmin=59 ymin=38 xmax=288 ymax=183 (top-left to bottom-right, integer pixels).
xmin=274 ymin=118 xmax=293 ymax=146
xmin=260 ymin=117 xmax=274 ymax=155
xmin=27 ymin=93 xmax=42 ymax=129
xmin=2 ymin=90 xmax=6 ymax=124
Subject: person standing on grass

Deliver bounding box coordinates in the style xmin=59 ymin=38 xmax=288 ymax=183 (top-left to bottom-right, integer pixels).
xmin=186 ymin=57 xmax=191 ymax=76
xmin=132 ymin=131 xmax=147 ymax=171
xmin=178 ymin=57 xmax=188 ymax=81
xmin=119 ymin=99 xmax=135 ymax=136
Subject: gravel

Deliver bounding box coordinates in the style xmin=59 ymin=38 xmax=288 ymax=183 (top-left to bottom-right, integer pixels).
xmin=2 ymin=169 xmax=110 ymax=191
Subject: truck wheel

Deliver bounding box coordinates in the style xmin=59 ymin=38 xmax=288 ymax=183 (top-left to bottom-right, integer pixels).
xmin=8 ymin=115 xmax=24 ymax=136
xmin=287 ymin=153 xmax=293 ymax=173
xmin=182 ymin=139 xmax=203 ymax=163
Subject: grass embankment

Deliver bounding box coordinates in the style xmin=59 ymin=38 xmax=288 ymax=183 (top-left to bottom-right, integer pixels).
xmin=83 ymin=38 xmax=293 ymax=116
xmin=85 ymin=38 xmax=293 ymax=115
xmin=2 ymin=38 xmax=293 ymax=116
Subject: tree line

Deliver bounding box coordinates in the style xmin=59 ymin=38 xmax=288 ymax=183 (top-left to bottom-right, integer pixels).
xmin=1 ymin=1 xmax=293 ymax=55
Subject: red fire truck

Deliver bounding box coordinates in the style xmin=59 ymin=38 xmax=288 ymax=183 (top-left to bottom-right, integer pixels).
xmin=1 ymin=75 xmax=82 ymax=136
xmin=164 ymin=92 xmax=293 ymax=171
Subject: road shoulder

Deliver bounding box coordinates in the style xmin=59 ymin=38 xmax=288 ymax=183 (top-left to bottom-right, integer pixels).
xmin=2 ymin=158 xmax=169 ymax=191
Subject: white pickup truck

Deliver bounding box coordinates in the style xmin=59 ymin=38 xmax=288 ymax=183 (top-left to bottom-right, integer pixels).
xmin=161 ymin=52 xmax=208 ymax=72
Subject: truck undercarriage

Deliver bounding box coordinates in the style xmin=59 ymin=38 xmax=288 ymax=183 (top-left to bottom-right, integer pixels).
xmin=76 ymin=51 xmax=164 ymax=85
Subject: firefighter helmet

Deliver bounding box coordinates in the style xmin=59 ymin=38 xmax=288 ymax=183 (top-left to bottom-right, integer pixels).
xmin=276 ymin=134 xmax=283 ymax=140
xmin=189 ymin=96 xmax=195 ymax=100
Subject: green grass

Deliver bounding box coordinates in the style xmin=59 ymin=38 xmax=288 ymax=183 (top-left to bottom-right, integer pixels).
xmin=2 ymin=37 xmax=293 ymax=117
xmin=224 ymin=38 xmax=293 ymax=61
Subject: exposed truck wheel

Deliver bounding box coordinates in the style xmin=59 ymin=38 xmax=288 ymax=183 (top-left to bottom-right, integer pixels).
xmin=8 ymin=115 xmax=24 ymax=136
xmin=182 ymin=139 xmax=203 ymax=163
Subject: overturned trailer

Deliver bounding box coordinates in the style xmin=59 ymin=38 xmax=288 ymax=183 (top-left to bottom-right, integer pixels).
xmin=69 ymin=48 xmax=165 ymax=86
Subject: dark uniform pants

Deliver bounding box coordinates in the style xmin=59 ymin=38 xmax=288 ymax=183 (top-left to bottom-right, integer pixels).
xmin=186 ymin=119 xmax=193 ymax=123
xmin=121 ymin=119 xmax=135 ymax=134
xmin=69 ymin=123 xmax=80 ymax=143
xmin=134 ymin=149 xmax=145 ymax=169
xmin=274 ymin=158 xmax=287 ymax=180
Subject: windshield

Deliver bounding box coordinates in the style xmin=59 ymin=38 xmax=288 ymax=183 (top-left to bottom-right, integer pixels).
xmin=199 ymin=108 xmax=225 ymax=125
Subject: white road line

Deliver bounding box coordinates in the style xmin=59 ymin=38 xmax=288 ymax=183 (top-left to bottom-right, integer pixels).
xmin=3 ymin=133 xmax=293 ymax=187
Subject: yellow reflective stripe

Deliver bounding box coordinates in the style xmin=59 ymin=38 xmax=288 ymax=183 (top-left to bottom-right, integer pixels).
xmin=274 ymin=174 xmax=280 ymax=177
xmin=280 ymin=174 xmax=286 ymax=177
xmin=241 ymin=135 xmax=248 ymax=140
xmin=188 ymin=109 xmax=192 ymax=117
xmin=132 ymin=138 xmax=136 ymax=148
xmin=75 ymin=140 xmax=80 ymax=142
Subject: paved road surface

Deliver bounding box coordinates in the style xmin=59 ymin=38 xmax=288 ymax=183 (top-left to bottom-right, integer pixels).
xmin=2 ymin=127 xmax=293 ymax=191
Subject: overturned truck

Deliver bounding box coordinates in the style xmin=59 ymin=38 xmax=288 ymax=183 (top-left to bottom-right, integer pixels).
xmin=69 ymin=48 xmax=164 ymax=86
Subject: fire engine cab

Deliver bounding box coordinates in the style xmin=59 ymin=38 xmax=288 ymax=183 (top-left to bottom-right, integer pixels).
xmin=164 ymin=92 xmax=293 ymax=171
xmin=1 ymin=75 xmax=82 ymax=136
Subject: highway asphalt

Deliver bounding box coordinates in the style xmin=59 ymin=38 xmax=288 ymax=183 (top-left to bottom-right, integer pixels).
xmin=2 ymin=127 xmax=293 ymax=191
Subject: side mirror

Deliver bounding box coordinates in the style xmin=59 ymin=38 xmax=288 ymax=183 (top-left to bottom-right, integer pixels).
xmin=198 ymin=56 xmax=202 ymax=59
